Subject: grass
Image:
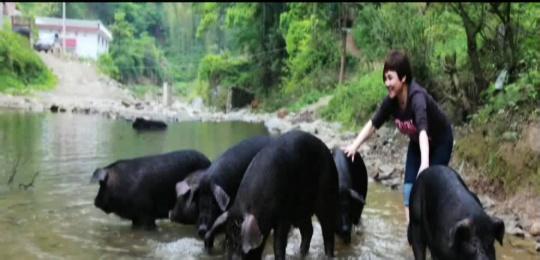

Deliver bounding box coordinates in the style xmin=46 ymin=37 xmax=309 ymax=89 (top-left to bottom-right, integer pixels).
xmin=0 ymin=30 xmax=57 ymax=94
xmin=321 ymin=68 xmax=386 ymax=130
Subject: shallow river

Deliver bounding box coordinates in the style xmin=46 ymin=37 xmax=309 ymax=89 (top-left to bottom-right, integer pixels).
xmin=0 ymin=110 xmax=534 ymax=259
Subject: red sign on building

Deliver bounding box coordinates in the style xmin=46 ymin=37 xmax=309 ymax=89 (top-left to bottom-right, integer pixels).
xmin=65 ymin=38 xmax=77 ymax=49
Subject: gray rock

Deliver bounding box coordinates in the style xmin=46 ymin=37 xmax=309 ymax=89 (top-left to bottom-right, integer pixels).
xmin=478 ymin=195 xmax=496 ymax=209
xmin=375 ymin=165 xmax=395 ymax=181
xmin=530 ymin=221 xmax=540 ymax=237
xmin=264 ymin=118 xmax=288 ymax=135
xmin=508 ymin=226 xmax=526 ymax=238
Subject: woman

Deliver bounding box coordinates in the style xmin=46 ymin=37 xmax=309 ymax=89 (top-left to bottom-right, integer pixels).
xmin=342 ymin=50 xmax=453 ymax=222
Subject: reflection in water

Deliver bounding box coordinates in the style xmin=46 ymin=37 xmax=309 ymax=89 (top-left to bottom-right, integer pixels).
xmin=0 ymin=110 xmax=535 ymax=259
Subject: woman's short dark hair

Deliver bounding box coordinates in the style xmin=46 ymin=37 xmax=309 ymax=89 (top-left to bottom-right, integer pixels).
xmin=383 ymin=50 xmax=413 ymax=85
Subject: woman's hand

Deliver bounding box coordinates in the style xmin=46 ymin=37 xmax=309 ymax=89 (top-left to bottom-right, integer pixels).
xmin=417 ymin=162 xmax=429 ymax=178
xmin=342 ymin=144 xmax=358 ymax=162
xmin=341 ymin=120 xmax=376 ymax=163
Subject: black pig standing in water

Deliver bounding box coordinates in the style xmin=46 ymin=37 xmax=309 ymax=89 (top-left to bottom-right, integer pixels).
xmin=408 ymin=165 xmax=505 ymax=260
xmin=332 ymin=147 xmax=368 ymax=244
xmin=132 ymin=117 xmax=167 ymax=131
xmin=169 ymin=168 xmax=206 ymax=225
xmin=205 ymin=130 xmax=338 ymax=259
xmin=195 ymin=136 xmax=273 ymax=250
xmin=91 ymin=150 xmax=210 ymax=229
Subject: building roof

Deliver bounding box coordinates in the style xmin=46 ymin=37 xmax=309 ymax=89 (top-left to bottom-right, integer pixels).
xmin=35 ymin=16 xmax=113 ymax=41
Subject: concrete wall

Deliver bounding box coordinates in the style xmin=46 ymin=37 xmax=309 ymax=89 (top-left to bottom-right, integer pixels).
xmin=38 ymin=29 xmax=104 ymax=60
xmin=76 ymin=33 xmax=98 ymax=59
xmin=96 ymin=33 xmax=109 ymax=56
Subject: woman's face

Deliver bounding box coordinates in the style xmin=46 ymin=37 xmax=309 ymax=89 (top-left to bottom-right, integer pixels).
xmin=384 ymin=70 xmax=406 ymax=99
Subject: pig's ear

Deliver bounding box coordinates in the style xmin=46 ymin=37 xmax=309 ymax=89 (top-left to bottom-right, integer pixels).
xmin=212 ymin=184 xmax=230 ymax=211
xmin=205 ymin=211 xmax=228 ymax=242
xmin=491 ymin=216 xmax=505 ymax=246
xmin=90 ymin=168 xmax=108 ymax=184
xmin=450 ymin=218 xmax=472 ymax=249
xmin=175 ymin=181 xmax=191 ymax=197
xmin=241 ymin=214 xmax=263 ymax=254
xmin=188 ymin=184 xmax=199 ymax=204
xmin=349 ymin=189 xmax=365 ymax=205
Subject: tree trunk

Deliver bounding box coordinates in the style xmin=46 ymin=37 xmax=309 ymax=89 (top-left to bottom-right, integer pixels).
xmin=491 ymin=3 xmax=517 ymax=80
xmin=338 ymin=4 xmax=347 ymax=85
xmin=465 ymin=29 xmax=488 ymax=96
xmin=454 ymin=3 xmax=489 ymax=101
xmin=339 ymin=29 xmax=346 ymax=85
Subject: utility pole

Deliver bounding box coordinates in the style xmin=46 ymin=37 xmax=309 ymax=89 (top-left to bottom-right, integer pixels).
xmin=62 ymin=2 xmax=66 ymax=54
xmin=338 ymin=4 xmax=347 ymax=85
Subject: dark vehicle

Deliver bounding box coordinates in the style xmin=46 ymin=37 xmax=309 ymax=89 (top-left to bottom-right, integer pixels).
xmin=11 ymin=16 xmax=32 ymax=41
xmin=34 ymin=41 xmax=53 ymax=53
xmin=13 ymin=27 xmax=31 ymax=38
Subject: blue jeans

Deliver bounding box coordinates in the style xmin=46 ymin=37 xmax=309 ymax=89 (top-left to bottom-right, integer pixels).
xmin=403 ymin=127 xmax=453 ymax=206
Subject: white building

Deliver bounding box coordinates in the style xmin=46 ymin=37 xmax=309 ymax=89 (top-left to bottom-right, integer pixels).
xmin=35 ymin=16 xmax=113 ymax=60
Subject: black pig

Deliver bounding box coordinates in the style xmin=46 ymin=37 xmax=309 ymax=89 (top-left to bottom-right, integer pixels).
xmin=196 ymin=136 xmax=273 ymax=250
xmin=332 ymin=147 xmax=368 ymax=244
xmin=408 ymin=165 xmax=505 ymax=260
xmin=92 ymin=150 xmax=210 ymax=229
xmin=205 ymin=130 xmax=338 ymax=259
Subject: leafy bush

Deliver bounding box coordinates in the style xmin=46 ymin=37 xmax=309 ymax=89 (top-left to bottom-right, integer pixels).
xmin=322 ymin=69 xmax=386 ymax=129
xmin=0 ymin=30 xmax=57 ymax=94
xmin=106 ymin=11 xmax=168 ymax=85
xmin=353 ymin=3 xmax=432 ymax=82
xmin=197 ymin=53 xmax=251 ymax=87
xmin=471 ymin=70 xmax=540 ymax=126
xmin=196 ymin=53 xmax=253 ymax=108
xmin=97 ymin=53 xmax=120 ymax=80
xmin=287 ymin=88 xmax=325 ymax=112
xmin=279 ymin=4 xmax=340 ymax=95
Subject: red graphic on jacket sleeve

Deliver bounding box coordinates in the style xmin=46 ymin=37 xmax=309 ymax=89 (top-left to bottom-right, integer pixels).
xmin=395 ymin=119 xmax=418 ymax=137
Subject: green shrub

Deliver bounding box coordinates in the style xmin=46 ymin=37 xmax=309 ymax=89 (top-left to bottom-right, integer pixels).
xmin=97 ymin=53 xmax=120 ymax=80
xmin=471 ymin=69 xmax=540 ymax=126
xmin=280 ymin=11 xmax=340 ymax=95
xmin=322 ymin=69 xmax=386 ymax=129
xmin=196 ymin=53 xmax=253 ymax=108
xmin=287 ymin=88 xmax=325 ymax=112
xmin=0 ymin=30 xmax=57 ymax=94
xmin=197 ymin=53 xmax=251 ymax=87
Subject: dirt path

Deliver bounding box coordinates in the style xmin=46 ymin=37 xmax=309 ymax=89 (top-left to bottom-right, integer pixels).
xmin=35 ymin=53 xmax=135 ymax=104
xmin=0 ymin=53 xmax=198 ymax=121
